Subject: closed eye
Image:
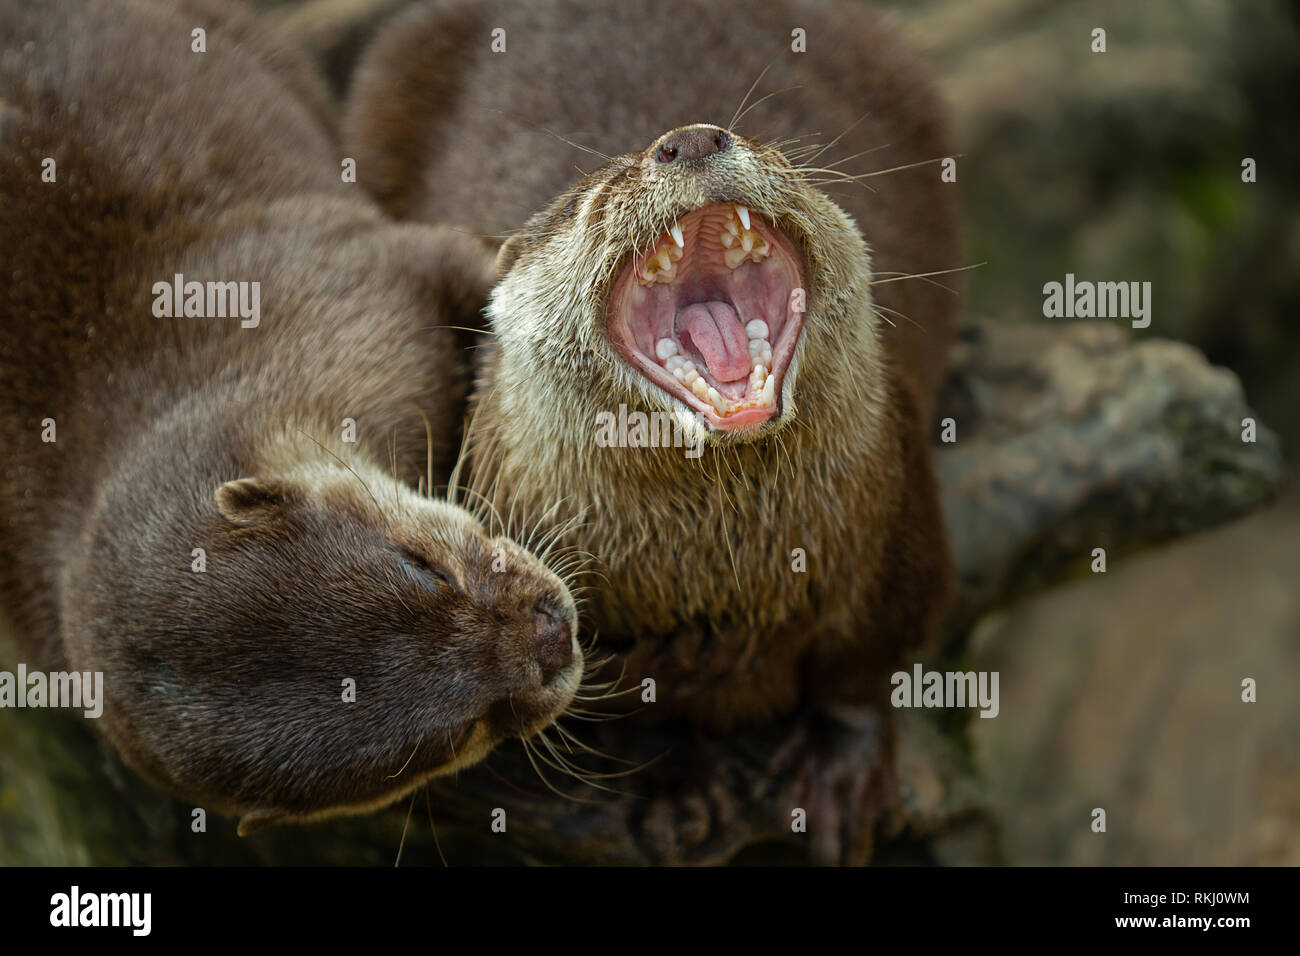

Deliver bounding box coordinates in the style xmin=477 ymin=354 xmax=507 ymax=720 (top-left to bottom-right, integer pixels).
xmin=393 ymin=547 xmax=454 ymax=593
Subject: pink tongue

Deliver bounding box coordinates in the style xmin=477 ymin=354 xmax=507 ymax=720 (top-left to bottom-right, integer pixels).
xmin=677 ymin=301 xmax=751 ymax=382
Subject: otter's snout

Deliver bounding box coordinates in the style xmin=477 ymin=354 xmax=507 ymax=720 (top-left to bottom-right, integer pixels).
xmin=655 ymin=124 xmax=731 ymax=165
xmin=534 ymin=604 xmax=576 ymax=683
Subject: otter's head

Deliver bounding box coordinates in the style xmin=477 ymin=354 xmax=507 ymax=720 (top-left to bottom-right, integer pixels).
xmin=71 ymin=437 xmax=583 ymax=834
xmin=491 ymin=123 xmax=878 ymax=445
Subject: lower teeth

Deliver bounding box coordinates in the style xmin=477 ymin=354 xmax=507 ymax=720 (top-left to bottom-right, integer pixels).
xmin=654 ymin=332 xmax=776 ymax=416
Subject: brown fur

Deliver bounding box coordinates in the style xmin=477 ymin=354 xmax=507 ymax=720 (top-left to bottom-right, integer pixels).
xmin=345 ymin=0 xmax=958 ymax=725
xmin=0 ymin=0 xmax=580 ymax=832
xmin=343 ymin=0 xmax=960 ymax=863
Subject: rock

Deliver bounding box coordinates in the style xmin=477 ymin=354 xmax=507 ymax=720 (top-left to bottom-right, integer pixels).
xmin=968 ymin=478 xmax=1300 ymax=864
xmin=937 ymin=319 xmax=1286 ymax=627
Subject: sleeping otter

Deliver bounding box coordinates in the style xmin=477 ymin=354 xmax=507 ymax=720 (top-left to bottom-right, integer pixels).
xmin=0 ymin=0 xmax=581 ymax=834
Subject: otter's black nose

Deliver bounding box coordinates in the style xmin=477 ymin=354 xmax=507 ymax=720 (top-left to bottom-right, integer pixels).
xmin=655 ymin=125 xmax=730 ymax=164
xmin=533 ymin=605 xmax=574 ymax=683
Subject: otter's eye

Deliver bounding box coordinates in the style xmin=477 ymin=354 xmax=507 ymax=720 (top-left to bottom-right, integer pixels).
xmin=393 ymin=548 xmax=454 ymax=592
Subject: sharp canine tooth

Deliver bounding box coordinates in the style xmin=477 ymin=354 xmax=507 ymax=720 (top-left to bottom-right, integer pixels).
xmin=736 ymin=205 xmax=750 ymax=230
xmin=670 ymin=223 xmax=684 ymax=248
xmin=761 ymin=374 xmax=776 ymax=405
xmin=745 ymin=319 xmax=769 ymax=340
xmin=707 ymin=386 xmax=726 ymax=414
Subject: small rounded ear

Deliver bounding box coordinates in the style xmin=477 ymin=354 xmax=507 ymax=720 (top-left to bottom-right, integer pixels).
xmin=494 ymin=234 xmax=523 ymax=277
xmin=215 ymin=477 xmax=286 ymax=527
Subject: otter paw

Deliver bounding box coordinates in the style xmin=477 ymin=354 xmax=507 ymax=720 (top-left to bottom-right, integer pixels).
xmin=769 ymin=704 xmax=901 ymax=866
xmin=629 ymin=736 xmax=757 ymax=864
xmin=634 ymin=779 xmax=744 ymax=864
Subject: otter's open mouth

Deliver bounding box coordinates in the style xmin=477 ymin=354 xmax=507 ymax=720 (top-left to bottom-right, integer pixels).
xmin=607 ymin=203 xmax=805 ymax=431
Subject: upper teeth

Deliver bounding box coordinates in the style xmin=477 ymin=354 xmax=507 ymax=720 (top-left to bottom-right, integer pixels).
xmin=720 ymin=204 xmax=770 ymax=270
xmin=639 ymin=234 xmax=684 ymax=285
xmin=637 ymin=204 xmax=771 ymax=286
